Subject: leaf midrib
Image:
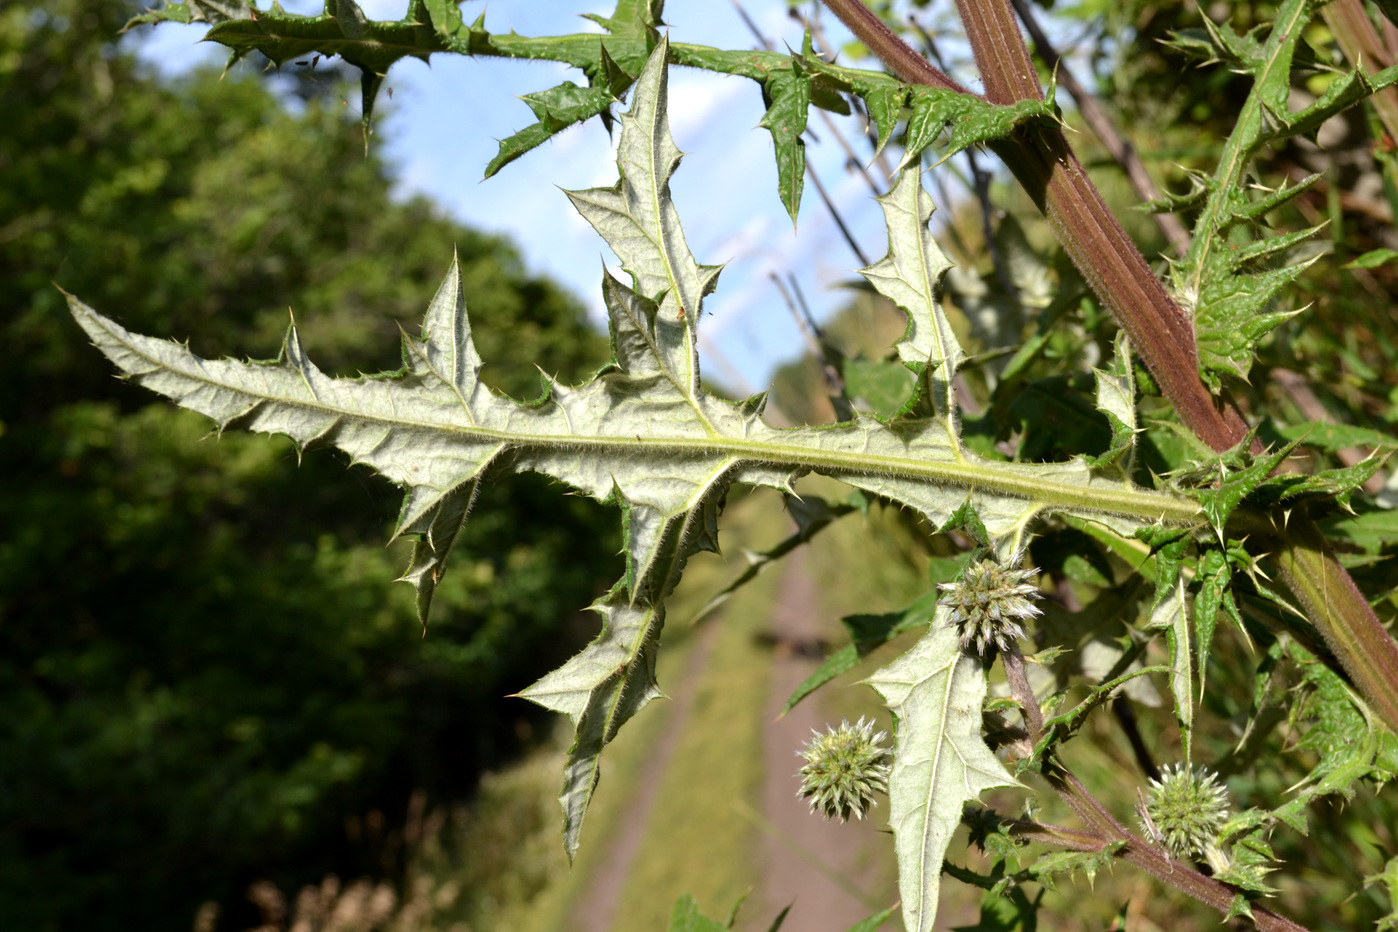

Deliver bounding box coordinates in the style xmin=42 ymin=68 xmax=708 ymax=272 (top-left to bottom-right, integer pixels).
xmin=96 ymin=314 xmax=1199 ymax=524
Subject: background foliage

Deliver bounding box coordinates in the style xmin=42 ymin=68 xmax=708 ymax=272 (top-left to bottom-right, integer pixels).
xmin=0 ymin=2 xmax=619 ymax=929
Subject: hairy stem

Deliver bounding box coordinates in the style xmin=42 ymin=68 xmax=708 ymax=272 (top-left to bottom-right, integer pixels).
xmin=1266 ymin=517 xmax=1398 ymax=731
xmin=822 ymin=0 xmax=1398 ymax=736
xmin=1000 ymin=644 xmax=1044 ymax=738
xmin=1003 ymin=645 xmax=1307 ymax=928
xmin=1048 ymin=769 xmax=1310 ymax=932
xmin=1007 ymin=0 xmax=1191 ymax=255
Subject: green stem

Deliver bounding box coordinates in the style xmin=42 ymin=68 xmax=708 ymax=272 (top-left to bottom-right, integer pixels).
xmin=1267 ymin=517 xmax=1398 ymax=732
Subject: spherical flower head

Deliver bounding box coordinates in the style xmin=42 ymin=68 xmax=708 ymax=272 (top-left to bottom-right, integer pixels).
xmin=1141 ymin=763 xmax=1231 ymax=860
xmin=796 ymin=717 xmax=891 ymax=822
xmin=937 ymin=558 xmax=1043 ymax=656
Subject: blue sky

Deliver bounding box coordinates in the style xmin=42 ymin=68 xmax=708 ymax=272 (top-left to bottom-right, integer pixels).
xmin=130 ymin=1 xmax=982 ymax=395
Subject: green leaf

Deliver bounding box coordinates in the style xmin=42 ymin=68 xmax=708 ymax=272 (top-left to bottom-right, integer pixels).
xmin=863 ymin=85 xmax=908 ymax=158
xmin=1248 ymin=458 xmax=1388 ymax=512
xmin=843 ymin=905 xmax=899 ymax=932
xmin=1344 ymin=248 xmax=1398 ymax=270
xmin=860 ymin=169 xmax=960 ymax=429
xmin=1088 ymin=333 xmax=1138 ymax=476
xmin=784 ymin=589 xmax=943 ymax=714
xmin=865 ymin=621 xmax=1024 ymax=932
xmin=759 ymin=64 xmax=812 ymax=224
xmin=843 ymin=358 xmax=917 ymax=418
xmin=1149 ymin=575 xmax=1194 ymax=761
xmin=900 ymin=87 xmax=1055 ymax=170
xmin=1273 ymin=419 xmax=1398 ymax=454
xmin=583 ymin=0 xmax=664 ymax=39
xmin=1030 ymin=663 xmax=1171 ymax=767
xmin=485 ymin=83 xmax=616 ymax=179
xmin=1193 ymin=256 xmax=1309 ymax=388
xmin=1189 ymin=440 xmax=1297 ymax=532
xmin=1193 ymin=547 xmax=1232 ymax=698
xmin=1321 ymin=505 xmax=1398 ymax=556
xmin=1172 ymin=0 xmax=1398 ymax=390
xmin=200 ymin=0 xmax=451 ymax=137
xmin=564 ymin=38 xmax=722 ymax=332
xmin=125 ymin=0 xmax=254 ymax=28
xmin=666 ymin=894 xmax=731 ymax=932
xmin=1367 ymin=855 xmax=1398 ymax=932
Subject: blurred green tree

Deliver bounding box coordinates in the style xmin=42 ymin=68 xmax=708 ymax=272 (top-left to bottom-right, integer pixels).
xmin=0 ymin=2 xmax=617 ymax=929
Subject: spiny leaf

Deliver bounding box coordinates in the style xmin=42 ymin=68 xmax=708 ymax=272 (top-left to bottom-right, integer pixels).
xmin=1149 ymin=575 xmax=1194 ymax=761
xmin=67 ymin=40 xmax=1198 ymax=865
xmin=485 ymin=83 xmax=617 ymax=180
xmin=1029 ymin=662 xmax=1171 ymax=768
xmin=1367 ymin=856 xmax=1398 ymax=932
xmin=1192 ymin=547 xmax=1235 ymax=699
xmin=865 ymin=620 xmax=1024 ymax=932
xmin=1171 ymin=0 xmax=1398 ymax=390
xmin=565 ymin=38 xmax=722 ymax=334
xmin=900 ymin=87 xmax=1055 ymax=171
xmin=582 ymin=0 xmax=664 ymax=40
xmin=1192 ymin=254 xmax=1310 ymax=388
xmin=1089 ymin=332 xmax=1138 ymax=476
xmin=125 ymin=0 xmax=253 ymax=29
xmin=860 ymin=169 xmax=961 ymax=430
xmin=1189 ymin=439 xmax=1297 ymax=532
xmin=203 ymin=0 xmax=450 ymax=137
xmin=759 ymin=62 xmax=811 ymax=224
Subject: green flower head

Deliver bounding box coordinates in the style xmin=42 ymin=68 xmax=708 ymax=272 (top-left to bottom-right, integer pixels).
xmin=796 ymin=717 xmax=891 ymax=822
xmin=938 ymin=558 xmax=1043 ymax=656
xmin=1141 ymin=763 xmax=1231 ymax=861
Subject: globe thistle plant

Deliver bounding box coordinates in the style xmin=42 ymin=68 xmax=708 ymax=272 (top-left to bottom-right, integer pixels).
xmin=938 ymin=558 xmax=1043 ymax=656
xmin=1140 ymin=763 xmax=1232 ymax=869
xmin=796 ymin=717 xmax=891 ymax=822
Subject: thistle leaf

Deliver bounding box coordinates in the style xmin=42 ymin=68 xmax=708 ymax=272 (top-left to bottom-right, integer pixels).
xmin=124 ymin=0 xmax=253 ymax=28
xmin=865 ymin=620 xmax=1024 ymax=932
xmin=759 ymin=64 xmax=811 ymax=224
xmin=1150 ymin=576 xmax=1194 ymax=761
xmin=860 ymin=168 xmax=961 ymax=429
xmin=1089 ymin=332 xmax=1138 ymax=477
xmin=485 ymin=83 xmax=617 ymax=180
xmin=1173 ymin=0 xmax=1398 ymax=390
xmin=68 ymin=40 xmax=1198 ymax=864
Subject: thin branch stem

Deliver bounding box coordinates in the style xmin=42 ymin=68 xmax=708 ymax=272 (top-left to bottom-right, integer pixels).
xmin=1112 ymin=696 xmax=1161 ymax=783
xmin=1000 ymin=640 xmax=1308 ymax=928
xmin=804 ymin=160 xmax=870 ymax=266
xmin=1046 ymin=768 xmax=1311 ymax=932
xmin=819 ymin=0 xmax=973 ymax=93
xmin=1000 ymin=644 xmax=1043 ymax=738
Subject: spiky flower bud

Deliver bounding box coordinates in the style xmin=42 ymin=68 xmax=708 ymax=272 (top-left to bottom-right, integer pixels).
xmin=937 ymin=559 xmax=1043 ymax=656
xmin=1140 ymin=763 xmax=1231 ymax=863
xmin=796 ymin=717 xmax=891 ymax=822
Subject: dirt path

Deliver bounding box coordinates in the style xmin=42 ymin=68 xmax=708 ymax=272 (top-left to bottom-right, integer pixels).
xmin=569 ymin=548 xmax=892 ymax=932
xmin=747 ymin=549 xmax=891 ymax=931
xmin=571 ymin=618 xmax=724 ymax=932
